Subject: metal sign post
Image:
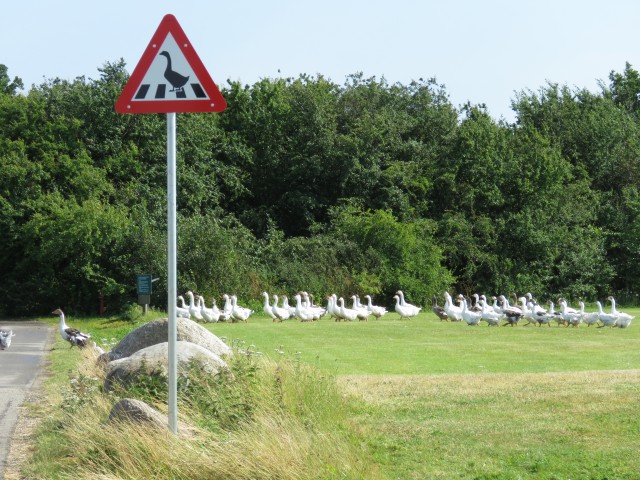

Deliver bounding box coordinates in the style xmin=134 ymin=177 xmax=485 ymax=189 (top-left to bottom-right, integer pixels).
xmin=167 ymin=112 xmax=178 ymax=433
xmin=115 ymin=14 xmax=227 ymax=435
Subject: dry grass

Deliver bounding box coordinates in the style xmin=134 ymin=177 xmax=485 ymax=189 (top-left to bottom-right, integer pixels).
xmin=23 ymin=341 xmax=379 ymax=480
xmin=339 ymin=369 xmax=640 ymax=479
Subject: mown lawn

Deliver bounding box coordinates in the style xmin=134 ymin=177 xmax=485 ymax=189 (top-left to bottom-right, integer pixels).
xmin=207 ymin=310 xmax=640 ymax=479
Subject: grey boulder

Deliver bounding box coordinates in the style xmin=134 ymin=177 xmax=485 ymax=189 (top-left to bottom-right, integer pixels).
xmin=104 ymin=340 xmax=228 ymax=391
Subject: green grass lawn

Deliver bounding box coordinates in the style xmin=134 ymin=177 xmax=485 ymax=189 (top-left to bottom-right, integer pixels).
xmin=207 ymin=311 xmax=640 ymax=375
xmin=207 ymin=311 xmax=640 ymax=479
xmin=35 ymin=308 xmax=640 ymax=479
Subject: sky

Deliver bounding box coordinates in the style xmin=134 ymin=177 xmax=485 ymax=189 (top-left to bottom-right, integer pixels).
xmin=3 ymin=0 xmax=640 ymax=122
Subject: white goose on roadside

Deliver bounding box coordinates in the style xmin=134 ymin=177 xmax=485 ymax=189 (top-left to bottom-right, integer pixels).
xmin=52 ymin=309 xmax=91 ymax=348
xmin=0 ymin=329 xmax=15 ymax=350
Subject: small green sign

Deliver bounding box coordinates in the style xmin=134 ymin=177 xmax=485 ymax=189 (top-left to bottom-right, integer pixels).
xmin=136 ymin=274 xmax=153 ymax=295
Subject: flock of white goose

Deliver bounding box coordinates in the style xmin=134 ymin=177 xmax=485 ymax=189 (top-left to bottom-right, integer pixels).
xmin=434 ymin=292 xmax=634 ymax=328
xmin=175 ymin=290 xmax=426 ymax=323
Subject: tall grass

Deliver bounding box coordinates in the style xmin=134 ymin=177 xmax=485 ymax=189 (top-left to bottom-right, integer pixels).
xmin=25 ymin=330 xmax=379 ymax=480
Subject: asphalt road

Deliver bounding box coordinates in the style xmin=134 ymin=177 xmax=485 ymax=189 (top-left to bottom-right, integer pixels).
xmin=0 ymin=321 xmax=53 ymax=479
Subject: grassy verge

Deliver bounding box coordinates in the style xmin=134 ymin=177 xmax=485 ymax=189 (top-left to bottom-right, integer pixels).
xmin=25 ymin=308 xmax=640 ymax=479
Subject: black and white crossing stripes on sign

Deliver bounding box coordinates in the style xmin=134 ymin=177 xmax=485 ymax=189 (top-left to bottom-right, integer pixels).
xmin=135 ymin=82 xmax=208 ymax=100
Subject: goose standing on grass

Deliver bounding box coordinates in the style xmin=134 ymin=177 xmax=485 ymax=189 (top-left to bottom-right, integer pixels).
xmin=271 ymin=295 xmax=291 ymax=322
xmin=461 ymin=298 xmax=482 ymax=326
xmin=294 ymin=294 xmax=315 ymax=322
xmin=262 ymin=292 xmax=277 ymax=322
xmin=559 ymin=300 xmax=580 ymax=327
xmin=231 ymin=295 xmax=252 ymax=322
xmin=395 ymin=290 xmax=421 ymax=316
xmin=0 ymin=329 xmax=15 ymax=350
xmin=393 ymin=295 xmax=420 ymax=319
xmin=52 ymin=309 xmax=90 ymax=348
xmin=328 ymin=294 xmax=344 ymax=321
xmin=338 ymin=297 xmax=360 ymax=322
xmin=578 ymin=301 xmax=599 ymax=327
xmin=431 ymin=295 xmax=449 ymax=321
xmin=444 ymin=292 xmax=463 ymax=322
xmin=480 ymin=302 xmax=503 ymax=326
xmin=607 ymin=296 xmax=634 ymax=328
xmin=198 ymin=296 xmax=216 ymax=323
xmin=186 ymin=291 xmax=204 ymax=321
xmin=176 ymin=295 xmax=191 ymax=319
xmin=282 ymin=296 xmax=297 ymax=317
xmin=498 ymin=295 xmax=523 ymax=326
xmin=350 ymin=295 xmax=370 ymax=321
xmin=596 ymin=301 xmax=618 ymax=328
xmin=364 ymin=295 xmax=388 ymax=319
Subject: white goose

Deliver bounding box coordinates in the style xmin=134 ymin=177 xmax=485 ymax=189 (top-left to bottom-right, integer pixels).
xmin=395 ymin=290 xmax=421 ymax=316
xmin=294 ymin=294 xmax=315 ymax=322
xmin=302 ymin=292 xmax=326 ymax=320
xmin=596 ymin=301 xmax=618 ymax=328
xmin=185 ymin=291 xmax=204 ymax=321
xmin=364 ymin=295 xmax=387 ymax=319
xmin=271 ymin=295 xmax=291 ymax=322
xmin=209 ymin=299 xmax=223 ymax=323
xmin=559 ymin=300 xmax=580 ymax=327
xmin=198 ymin=296 xmax=216 ymax=323
xmin=608 ymin=296 xmax=634 ymax=328
xmin=231 ymin=295 xmax=252 ymax=322
xmin=350 ymin=295 xmax=370 ymax=321
xmin=221 ymin=294 xmax=234 ymax=319
xmin=282 ymin=296 xmax=297 ymax=317
xmin=480 ymin=302 xmax=503 ymax=326
xmin=578 ymin=301 xmax=599 ymax=327
xmin=328 ymin=294 xmax=344 ymax=321
xmin=444 ymin=292 xmax=463 ymax=322
xmin=498 ymin=295 xmax=523 ymax=326
xmin=262 ymin=292 xmax=277 ymax=322
xmin=52 ymin=309 xmax=90 ymax=348
xmin=393 ymin=295 xmax=420 ymax=319
xmin=338 ymin=297 xmax=360 ymax=322
xmin=461 ymin=298 xmax=482 ymax=326
xmin=0 ymin=329 xmax=15 ymax=350
xmin=176 ymin=295 xmax=191 ymax=319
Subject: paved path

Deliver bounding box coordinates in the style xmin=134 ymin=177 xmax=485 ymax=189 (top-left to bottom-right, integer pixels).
xmin=0 ymin=321 xmax=53 ymax=479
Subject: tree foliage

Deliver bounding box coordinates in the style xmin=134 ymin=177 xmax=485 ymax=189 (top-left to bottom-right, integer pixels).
xmin=1 ymin=60 xmax=639 ymax=315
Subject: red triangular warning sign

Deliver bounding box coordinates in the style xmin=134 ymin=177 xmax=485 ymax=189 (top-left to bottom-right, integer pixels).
xmin=116 ymin=14 xmax=227 ymax=114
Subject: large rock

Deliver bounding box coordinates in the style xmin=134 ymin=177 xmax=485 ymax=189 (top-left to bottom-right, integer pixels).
xmin=108 ymin=398 xmax=168 ymax=427
xmin=101 ymin=317 xmax=231 ymax=362
xmin=108 ymin=398 xmax=196 ymax=436
xmin=104 ymin=340 xmax=228 ymax=391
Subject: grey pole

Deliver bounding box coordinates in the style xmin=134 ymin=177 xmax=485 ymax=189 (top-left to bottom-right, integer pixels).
xmin=167 ymin=112 xmax=178 ymax=434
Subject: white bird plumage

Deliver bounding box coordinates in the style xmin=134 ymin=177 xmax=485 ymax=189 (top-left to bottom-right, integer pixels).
xmin=52 ymin=308 xmax=90 ymax=348
xmin=364 ymin=295 xmax=387 ymax=319
xmin=395 ymin=290 xmax=421 ymax=316
xmin=393 ymin=294 xmax=420 ymax=319
xmin=0 ymin=329 xmax=15 ymax=350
